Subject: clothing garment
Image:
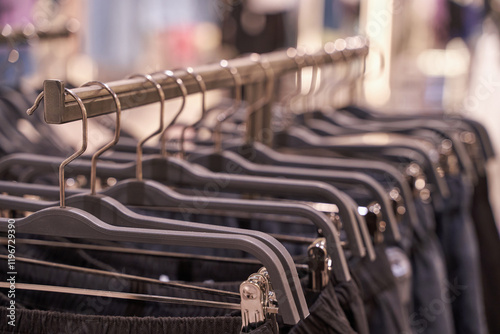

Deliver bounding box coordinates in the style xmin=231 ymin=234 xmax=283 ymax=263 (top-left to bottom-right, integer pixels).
xmin=0 ymin=305 xmax=274 ymax=334
xmin=350 ymin=244 xmax=412 ymax=334
xmin=385 ymin=246 xmax=412 ymax=311
xmin=287 ymin=280 xmax=357 ymax=334
xmin=333 ymin=279 xmax=370 ymax=334
xmin=3 ymin=234 xmax=263 ymax=284
xmin=2 ymin=233 xmax=366 ymax=333
xmin=471 ymin=174 xmax=500 ymax=334
xmin=0 ymin=247 xmax=363 ymax=334
xmin=435 ymin=175 xmax=487 ymax=334
xmin=0 ymin=256 xmax=242 ymax=318
xmin=409 ymin=198 xmax=455 ymax=334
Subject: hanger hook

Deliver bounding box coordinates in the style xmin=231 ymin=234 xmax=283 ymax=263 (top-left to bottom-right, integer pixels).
xmin=150 ymin=70 xmax=188 ymax=157
xmin=247 ymin=53 xmax=275 ymax=116
xmin=319 ymin=41 xmax=343 ymax=106
xmin=81 ymin=81 xmax=122 ymax=195
xmin=179 ymin=67 xmax=207 ymax=160
xmin=127 ymin=74 xmax=165 ymax=181
xmin=323 ymin=39 xmax=353 ymax=107
xmin=362 ymin=40 xmax=385 ymax=81
xmin=245 ymin=53 xmax=274 ymax=143
xmin=26 ymin=89 xmax=88 ymax=208
xmin=283 ymin=48 xmax=304 ymax=129
xmin=215 ymin=60 xmax=242 ymax=153
xmin=26 ymin=91 xmax=45 ymax=115
xmin=303 ymin=51 xmax=320 ymax=112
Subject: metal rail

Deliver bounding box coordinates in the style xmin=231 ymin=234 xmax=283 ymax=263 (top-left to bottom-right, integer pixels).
xmin=37 ymin=36 xmax=368 ymax=124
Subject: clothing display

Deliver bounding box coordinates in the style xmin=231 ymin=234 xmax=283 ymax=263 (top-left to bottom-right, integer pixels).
xmin=0 ymin=11 xmax=498 ymax=332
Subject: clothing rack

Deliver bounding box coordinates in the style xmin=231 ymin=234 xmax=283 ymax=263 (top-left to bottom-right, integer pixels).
xmin=37 ymin=35 xmax=368 ymax=125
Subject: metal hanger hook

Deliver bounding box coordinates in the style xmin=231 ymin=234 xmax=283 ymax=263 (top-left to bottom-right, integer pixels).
xmin=179 ymin=67 xmax=207 ymax=160
xmin=283 ymin=47 xmax=305 ymax=129
xmin=324 ymin=38 xmax=355 ymax=106
xmin=247 ymin=53 xmax=275 ymax=117
xmin=151 ymin=70 xmax=188 ymax=157
xmin=81 ymin=81 xmax=122 ymax=195
xmin=26 ymin=89 xmax=88 ymax=208
xmin=303 ymin=51 xmax=320 ymax=112
xmin=215 ymin=60 xmax=242 ymax=153
xmin=127 ymin=74 xmax=165 ymax=181
xmin=245 ymin=54 xmax=275 ymax=144
xmin=362 ymin=40 xmax=385 ymax=81
xmin=26 ymin=91 xmax=45 ymax=115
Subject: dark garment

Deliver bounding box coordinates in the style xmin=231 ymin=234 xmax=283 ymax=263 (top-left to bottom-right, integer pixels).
xmin=0 ymin=305 xmax=274 ymax=334
xmin=0 ymin=257 xmax=241 ymax=318
xmin=0 ymin=260 xmax=273 ymax=334
xmin=5 ymin=234 xmax=262 ymax=284
xmin=384 ymin=246 xmax=412 ymax=312
xmin=409 ymin=199 xmax=455 ymax=334
xmin=435 ymin=175 xmax=487 ymax=334
xmin=288 ymin=280 xmax=357 ymax=334
xmin=471 ymin=174 xmax=500 ymax=334
xmin=0 ymin=253 xmax=360 ymax=334
xmin=2 ymin=235 xmax=362 ymax=333
xmin=350 ymin=244 xmax=412 ymax=334
xmin=334 ymin=279 xmax=370 ymax=334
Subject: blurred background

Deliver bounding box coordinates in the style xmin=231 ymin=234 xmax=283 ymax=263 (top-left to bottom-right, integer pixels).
xmin=1 ymin=0 xmax=499 ymax=221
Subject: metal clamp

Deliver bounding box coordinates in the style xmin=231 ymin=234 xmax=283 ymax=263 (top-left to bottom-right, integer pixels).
xmin=240 ymin=267 xmax=279 ymax=332
xmin=307 ymin=237 xmax=330 ymax=292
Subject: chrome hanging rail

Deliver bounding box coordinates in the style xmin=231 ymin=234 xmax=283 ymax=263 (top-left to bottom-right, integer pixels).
xmin=35 ymin=35 xmax=368 ymax=124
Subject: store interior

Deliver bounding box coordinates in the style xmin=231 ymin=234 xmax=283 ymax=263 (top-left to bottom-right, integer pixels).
xmin=0 ymin=1 xmax=499 ymax=333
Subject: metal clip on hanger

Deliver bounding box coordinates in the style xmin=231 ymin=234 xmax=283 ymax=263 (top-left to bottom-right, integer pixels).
xmin=307 ymin=237 xmax=330 ymax=292
xmin=240 ymin=268 xmax=279 ymax=333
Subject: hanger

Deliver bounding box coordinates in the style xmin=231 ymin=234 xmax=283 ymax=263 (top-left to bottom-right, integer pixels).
xmin=13 ymin=77 xmax=315 ymax=317
xmin=184 ymin=55 xmax=396 ymax=245
xmin=267 ymin=45 xmax=450 ymax=205
xmin=272 ymin=124 xmax=450 ymax=209
xmin=18 ymin=76 xmax=351 ymax=313
xmin=3 ymin=77 xmax=352 ymax=285
xmin=178 ymin=67 xmax=207 ymax=159
xmin=0 ymin=87 xmax=306 ymax=325
xmin=302 ymin=101 xmax=479 ymax=185
xmin=224 ymin=141 xmax=420 ymax=232
xmin=4 ymin=71 xmax=368 ymax=261
xmin=167 ymin=57 xmax=374 ymax=258
xmin=337 ymin=106 xmax=493 ymax=174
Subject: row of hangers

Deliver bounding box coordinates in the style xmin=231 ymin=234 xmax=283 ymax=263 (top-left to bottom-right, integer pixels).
xmin=0 ymin=35 xmax=493 ymax=331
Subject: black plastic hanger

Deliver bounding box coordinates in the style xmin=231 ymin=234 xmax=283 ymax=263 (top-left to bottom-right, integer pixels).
xmin=272 ymin=126 xmax=450 ymax=209
xmin=2 ymin=87 xmax=306 ymax=324
xmin=4 ymin=67 xmax=367 ymax=260
xmin=302 ymin=110 xmax=478 ymax=184
xmin=15 ymin=78 xmax=315 ymax=315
